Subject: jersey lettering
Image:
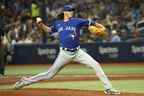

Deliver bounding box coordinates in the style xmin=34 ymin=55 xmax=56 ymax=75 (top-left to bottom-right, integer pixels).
xmin=58 ymin=26 xmax=76 ymax=33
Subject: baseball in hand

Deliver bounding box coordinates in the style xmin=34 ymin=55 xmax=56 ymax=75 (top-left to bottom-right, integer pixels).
xmin=36 ymin=17 xmax=42 ymax=23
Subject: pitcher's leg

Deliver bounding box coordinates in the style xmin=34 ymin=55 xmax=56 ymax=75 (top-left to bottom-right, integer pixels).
xmin=74 ymin=49 xmax=112 ymax=89
xmin=14 ymin=50 xmax=71 ymax=89
xmin=28 ymin=51 xmax=71 ymax=83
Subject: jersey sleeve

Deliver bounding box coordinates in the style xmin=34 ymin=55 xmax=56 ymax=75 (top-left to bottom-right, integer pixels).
xmin=79 ymin=18 xmax=96 ymax=27
xmin=49 ymin=21 xmax=58 ymax=35
xmin=79 ymin=18 xmax=90 ymax=27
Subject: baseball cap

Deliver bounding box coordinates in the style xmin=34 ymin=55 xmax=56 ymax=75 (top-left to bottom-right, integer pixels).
xmin=63 ymin=4 xmax=75 ymax=11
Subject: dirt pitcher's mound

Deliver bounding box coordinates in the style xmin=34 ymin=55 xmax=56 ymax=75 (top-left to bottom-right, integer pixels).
xmin=0 ymin=88 xmax=144 ymax=96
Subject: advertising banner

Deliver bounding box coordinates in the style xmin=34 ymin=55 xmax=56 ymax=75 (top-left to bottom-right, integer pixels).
xmin=11 ymin=42 xmax=144 ymax=64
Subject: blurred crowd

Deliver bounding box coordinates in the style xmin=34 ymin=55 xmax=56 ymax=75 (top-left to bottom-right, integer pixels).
xmin=1 ymin=0 xmax=144 ymax=45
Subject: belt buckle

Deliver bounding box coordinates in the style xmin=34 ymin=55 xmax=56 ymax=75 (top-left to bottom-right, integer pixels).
xmin=69 ymin=48 xmax=78 ymax=52
xmin=61 ymin=47 xmax=79 ymax=52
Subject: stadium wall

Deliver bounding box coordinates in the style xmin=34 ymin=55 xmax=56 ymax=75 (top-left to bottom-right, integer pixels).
xmin=11 ymin=42 xmax=144 ymax=64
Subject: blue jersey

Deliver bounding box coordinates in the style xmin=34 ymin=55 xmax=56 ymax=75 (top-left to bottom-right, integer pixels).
xmin=51 ymin=18 xmax=89 ymax=48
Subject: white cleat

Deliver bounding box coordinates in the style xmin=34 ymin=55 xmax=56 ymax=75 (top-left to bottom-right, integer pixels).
xmin=14 ymin=77 xmax=31 ymax=90
xmin=104 ymin=88 xmax=120 ymax=95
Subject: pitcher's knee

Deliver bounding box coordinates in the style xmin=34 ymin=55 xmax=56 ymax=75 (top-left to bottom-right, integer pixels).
xmin=91 ymin=61 xmax=100 ymax=67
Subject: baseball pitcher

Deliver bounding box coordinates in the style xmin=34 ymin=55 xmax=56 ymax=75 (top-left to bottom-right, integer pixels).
xmin=14 ymin=4 xmax=120 ymax=95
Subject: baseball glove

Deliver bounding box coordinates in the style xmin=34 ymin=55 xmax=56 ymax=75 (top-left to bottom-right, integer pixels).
xmin=88 ymin=24 xmax=108 ymax=39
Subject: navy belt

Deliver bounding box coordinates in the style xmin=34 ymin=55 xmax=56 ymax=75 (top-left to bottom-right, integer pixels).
xmin=60 ymin=47 xmax=79 ymax=52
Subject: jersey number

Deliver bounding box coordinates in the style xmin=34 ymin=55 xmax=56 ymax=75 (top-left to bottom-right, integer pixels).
xmin=71 ymin=31 xmax=77 ymax=40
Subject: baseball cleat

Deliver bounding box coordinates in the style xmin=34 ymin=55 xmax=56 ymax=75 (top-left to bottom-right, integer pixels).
xmin=104 ymin=88 xmax=120 ymax=95
xmin=14 ymin=77 xmax=31 ymax=90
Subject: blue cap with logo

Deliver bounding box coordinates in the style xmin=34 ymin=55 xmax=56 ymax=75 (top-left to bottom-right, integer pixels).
xmin=63 ymin=4 xmax=75 ymax=11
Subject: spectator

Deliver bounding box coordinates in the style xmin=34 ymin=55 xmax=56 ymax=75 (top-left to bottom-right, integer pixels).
xmin=24 ymin=35 xmax=33 ymax=44
xmin=132 ymin=29 xmax=140 ymax=42
xmin=136 ymin=11 xmax=144 ymax=35
xmin=2 ymin=0 xmax=144 ymax=44
xmin=31 ymin=1 xmax=40 ymax=18
xmin=110 ymin=30 xmax=121 ymax=42
xmin=0 ymin=36 xmax=7 ymax=76
xmin=120 ymin=29 xmax=128 ymax=42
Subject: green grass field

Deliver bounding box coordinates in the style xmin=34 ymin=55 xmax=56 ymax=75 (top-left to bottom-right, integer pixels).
xmin=5 ymin=64 xmax=144 ymax=75
xmin=1 ymin=63 xmax=144 ymax=93
xmin=1 ymin=80 xmax=144 ymax=93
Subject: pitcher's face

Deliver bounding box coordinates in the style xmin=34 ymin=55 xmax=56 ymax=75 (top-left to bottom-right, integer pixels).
xmin=64 ymin=11 xmax=74 ymax=19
